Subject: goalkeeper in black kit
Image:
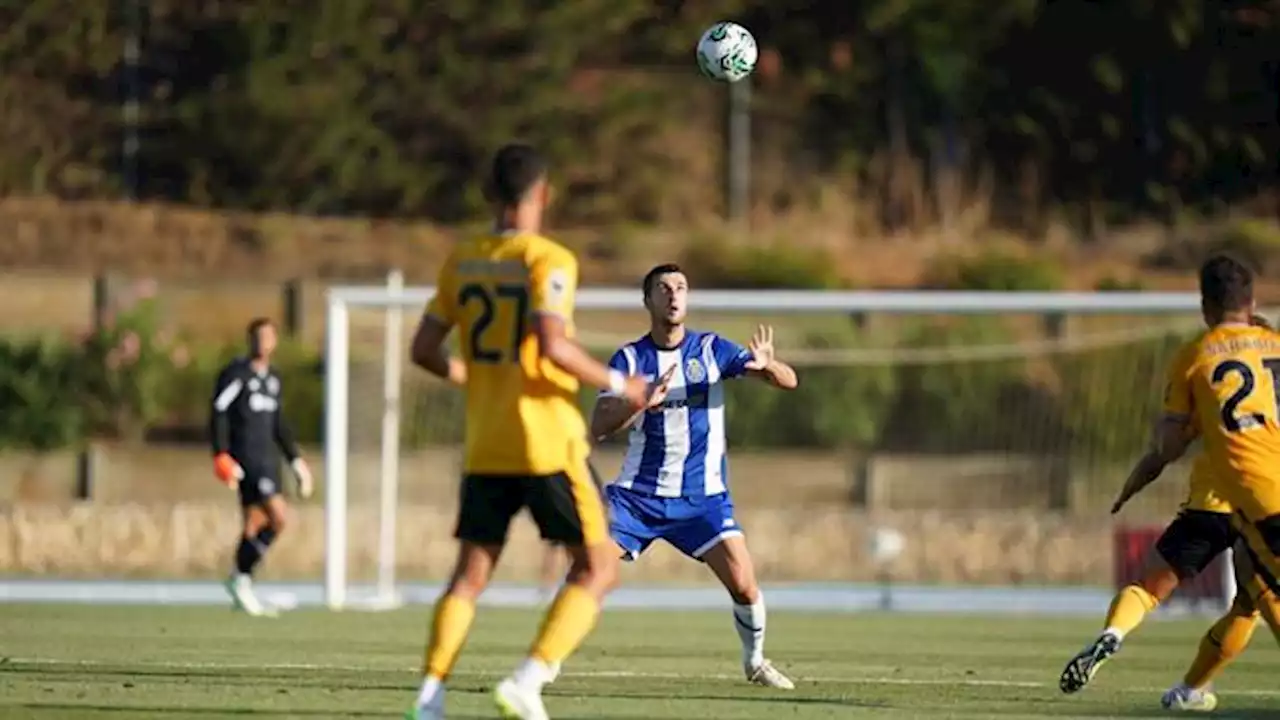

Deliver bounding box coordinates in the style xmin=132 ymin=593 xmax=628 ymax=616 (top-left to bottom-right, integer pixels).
xmin=210 ymin=317 xmax=314 ymax=617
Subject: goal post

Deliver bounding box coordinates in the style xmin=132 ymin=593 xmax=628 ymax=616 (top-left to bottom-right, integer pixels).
xmin=323 ymin=285 xmax=1222 ymax=611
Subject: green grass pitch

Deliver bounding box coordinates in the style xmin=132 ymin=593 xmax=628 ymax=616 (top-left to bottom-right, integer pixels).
xmin=0 ymin=603 xmax=1276 ymax=719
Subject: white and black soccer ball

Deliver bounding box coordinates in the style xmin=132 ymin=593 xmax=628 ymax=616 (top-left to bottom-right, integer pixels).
xmin=696 ymin=22 xmax=758 ymax=83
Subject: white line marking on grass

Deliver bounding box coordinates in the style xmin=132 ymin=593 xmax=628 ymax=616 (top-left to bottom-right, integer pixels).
xmin=6 ymin=658 xmax=1280 ymax=699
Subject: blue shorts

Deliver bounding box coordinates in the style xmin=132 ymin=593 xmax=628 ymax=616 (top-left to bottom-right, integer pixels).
xmin=606 ymin=485 xmax=743 ymax=561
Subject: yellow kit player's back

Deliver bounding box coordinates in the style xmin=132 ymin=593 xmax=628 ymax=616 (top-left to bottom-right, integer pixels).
xmin=405 ymin=143 xmax=649 ymax=720
xmin=428 ymin=231 xmax=588 ymax=476
xmin=1165 ymin=322 xmax=1280 ymax=526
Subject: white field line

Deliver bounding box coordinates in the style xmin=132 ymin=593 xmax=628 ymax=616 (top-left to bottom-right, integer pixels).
xmin=5 ymin=657 xmax=1280 ymax=698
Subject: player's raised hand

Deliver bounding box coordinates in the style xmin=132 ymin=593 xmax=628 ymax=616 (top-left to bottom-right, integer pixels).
xmin=744 ymin=325 xmax=775 ymax=370
xmin=646 ymin=365 xmax=678 ymax=408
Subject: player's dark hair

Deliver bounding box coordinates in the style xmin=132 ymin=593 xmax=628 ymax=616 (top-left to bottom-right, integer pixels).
xmin=642 ymin=263 xmax=684 ymax=297
xmin=487 ymin=143 xmax=547 ymax=206
xmin=246 ymin=317 xmax=273 ymax=341
xmin=1199 ymin=254 xmax=1254 ymax=316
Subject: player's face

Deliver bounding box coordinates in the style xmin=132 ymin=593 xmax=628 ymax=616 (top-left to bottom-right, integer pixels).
xmin=252 ymin=324 xmax=278 ymax=359
xmin=646 ymin=272 xmax=688 ymax=326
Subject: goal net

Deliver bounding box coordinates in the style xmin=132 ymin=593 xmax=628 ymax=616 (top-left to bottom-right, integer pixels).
xmin=324 ymin=284 xmax=1230 ymax=612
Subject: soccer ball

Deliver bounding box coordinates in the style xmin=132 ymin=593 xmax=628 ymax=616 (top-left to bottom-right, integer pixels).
xmin=696 ymin=22 xmax=758 ymax=83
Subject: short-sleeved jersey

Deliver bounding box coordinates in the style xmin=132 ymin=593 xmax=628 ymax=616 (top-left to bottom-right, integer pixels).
xmin=425 ymin=231 xmax=586 ymax=475
xmin=1164 ymin=323 xmax=1280 ymax=518
xmin=601 ymin=329 xmax=753 ymax=499
xmin=1182 ymin=452 xmax=1231 ymax=514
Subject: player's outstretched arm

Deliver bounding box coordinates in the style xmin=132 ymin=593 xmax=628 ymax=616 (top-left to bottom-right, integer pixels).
xmin=1110 ymin=416 xmax=1194 ymax=514
xmin=533 ymin=314 xmax=647 ymax=406
xmin=742 ymin=325 xmax=798 ymax=389
xmin=209 ymin=363 xmax=244 ymax=486
xmin=410 ymin=314 xmax=466 ymax=385
xmin=591 ymin=365 xmax=676 ymax=440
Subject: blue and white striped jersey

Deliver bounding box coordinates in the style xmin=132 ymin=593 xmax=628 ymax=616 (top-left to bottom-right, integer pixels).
xmin=602 ymin=329 xmax=754 ymax=499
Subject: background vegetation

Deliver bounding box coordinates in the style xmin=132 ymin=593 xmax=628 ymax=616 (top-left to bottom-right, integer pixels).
xmin=0 ymin=293 xmax=1189 ymax=460
xmin=0 ymin=0 xmax=1276 ymax=230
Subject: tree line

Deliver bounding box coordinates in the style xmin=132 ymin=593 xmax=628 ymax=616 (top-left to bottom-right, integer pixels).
xmin=0 ymin=0 xmax=1276 ymax=227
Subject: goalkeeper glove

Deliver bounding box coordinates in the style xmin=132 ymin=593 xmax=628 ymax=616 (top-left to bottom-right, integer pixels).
xmin=213 ymin=452 xmax=243 ymax=488
xmin=291 ymin=458 xmax=314 ymax=500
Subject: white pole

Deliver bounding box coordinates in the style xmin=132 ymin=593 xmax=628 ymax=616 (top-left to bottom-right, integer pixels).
xmin=727 ymin=78 xmax=751 ymax=222
xmin=376 ymin=270 xmax=405 ymax=604
xmin=324 ymin=297 xmax=350 ymax=610
xmin=1221 ymin=546 xmax=1237 ymax=614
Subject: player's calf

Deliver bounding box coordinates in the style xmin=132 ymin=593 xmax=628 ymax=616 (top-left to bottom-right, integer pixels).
xmin=414 ymin=542 xmax=500 ymax=717
xmin=225 ymin=502 xmax=287 ymax=617
xmin=701 ymin=536 xmax=794 ymax=689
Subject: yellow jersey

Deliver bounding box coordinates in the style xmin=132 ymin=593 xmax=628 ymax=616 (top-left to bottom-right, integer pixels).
xmin=1164 ymin=323 xmax=1280 ymax=520
xmin=425 ymin=231 xmax=587 ymax=475
xmin=1182 ymin=452 xmax=1231 ymax=514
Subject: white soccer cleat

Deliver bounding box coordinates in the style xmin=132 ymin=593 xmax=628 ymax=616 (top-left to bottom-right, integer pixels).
xmin=405 ymin=694 xmax=445 ymax=720
xmin=494 ymin=678 xmax=550 ymax=720
xmin=746 ymin=659 xmax=795 ymax=690
xmin=1161 ymin=684 xmax=1219 ymax=712
xmin=223 ymin=574 xmax=277 ymax=618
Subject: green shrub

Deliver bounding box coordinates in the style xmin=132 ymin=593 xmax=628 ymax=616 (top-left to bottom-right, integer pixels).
xmin=726 ymin=323 xmax=897 ymax=449
xmin=1094 ymin=275 xmax=1146 ymax=291
xmin=879 ymin=317 xmax=1046 ymax=452
xmin=682 ymin=236 xmax=844 ymax=289
xmin=1214 ymin=219 xmax=1280 ymax=271
xmin=1055 ymin=332 xmax=1188 ymax=460
xmin=0 ymin=337 xmax=85 ymax=450
xmin=1148 ymin=218 xmax=1280 ymax=272
xmin=78 ymin=298 xmax=189 ymax=442
xmin=923 ymin=250 xmax=1064 ymax=291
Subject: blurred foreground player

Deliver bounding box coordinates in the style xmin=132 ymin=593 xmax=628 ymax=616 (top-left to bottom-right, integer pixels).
xmin=591 ymin=264 xmax=799 ymax=689
xmin=1059 ymin=314 xmax=1276 ymax=710
xmin=406 ymin=143 xmax=651 ymax=720
xmin=210 ymin=318 xmax=313 ymax=617
xmin=1065 ymin=256 xmax=1280 ymax=708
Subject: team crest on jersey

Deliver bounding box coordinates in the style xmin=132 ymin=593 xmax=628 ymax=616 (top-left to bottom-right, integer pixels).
xmin=684 ymin=357 xmax=706 ymax=383
xmin=266 ymin=376 xmax=280 ymax=395
xmin=248 ymin=378 xmax=261 ymax=392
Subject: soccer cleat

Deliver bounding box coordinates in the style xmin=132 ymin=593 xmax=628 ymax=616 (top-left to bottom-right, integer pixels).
xmin=404 ymin=702 xmax=444 ymax=720
xmin=1161 ymin=684 xmax=1219 ymax=712
xmin=1059 ymin=632 xmax=1121 ymax=694
xmin=494 ymin=678 xmax=550 ymax=720
xmin=403 ymin=706 xmax=443 ymax=720
xmin=223 ymin=574 xmax=277 ymax=618
xmin=746 ymin=659 xmax=795 ymax=689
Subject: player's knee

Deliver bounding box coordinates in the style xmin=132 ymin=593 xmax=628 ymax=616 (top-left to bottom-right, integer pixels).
xmin=268 ymin=507 xmax=291 ymax=535
xmin=1136 ymin=564 xmax=1180 ymax=602
xmin=447 ymin=562 xmax=491 ymax=599
xmin=1231 ymin=590 xmax=1260 ymax=618
xmin=566 ymin=544 xmax=619 ymax=596
xmin=267 ymin=509 xmax=288 ymax=534
xmin=723 ymin=566 xmax=759 ymax=604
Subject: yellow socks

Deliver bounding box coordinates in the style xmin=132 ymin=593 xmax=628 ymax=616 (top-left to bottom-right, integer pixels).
xmin=423 ymin=593 xmax=477 ymax=679
xmin=1182 ymin=601 xmax=1258 ymax=689
xmin=1103 ymin=584 xmax=1159 ymax=637
xmin=529 ymin=584 xmax=601 ymax=664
